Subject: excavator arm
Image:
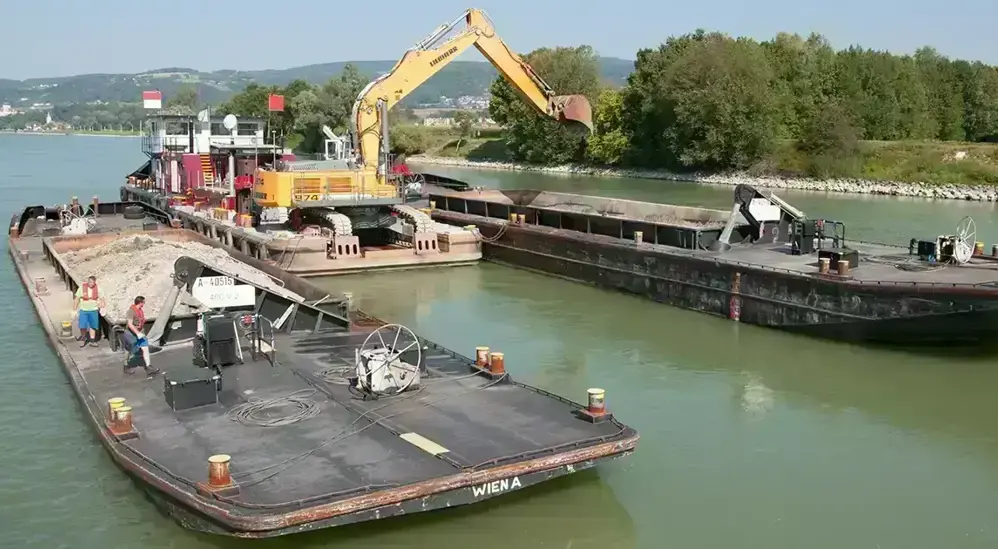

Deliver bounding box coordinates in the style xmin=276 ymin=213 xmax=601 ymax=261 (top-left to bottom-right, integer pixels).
xmin=350 ymin=8 xmax=594 ymax=175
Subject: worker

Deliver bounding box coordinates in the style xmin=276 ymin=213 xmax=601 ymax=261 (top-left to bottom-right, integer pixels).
xmin=74 ymin=275 xmax=105 ymax=347
xmin=122 ymin=295 xmax=159 ymax=376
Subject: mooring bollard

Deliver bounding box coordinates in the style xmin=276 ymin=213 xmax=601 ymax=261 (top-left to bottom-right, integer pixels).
xmin=992 ymin=244 xmax=998 ymax=258
xmin=107 ymin=397 xmax=125 ymax=422
xmin=208 ymin=454 xmax=233 ymax=487
xmin=634 ymin=230 xmax=643 ymax=244
xmin=818 ymin=257 xmax=830 ymax=274
xmin=975 ymin=241 xmax=984 ymax=256
xmin=429 ymin=200 xmax=436 ymax=210
xmin=112 ymin=406 xmax=133 ymax=434
xmin=587 ymin=388 xmax=606 ymax=416
xmin=509 ymin=213 xmax=517 ymax=223
xmin=837 ymin=259 xmax=850 ymax=276
xmin=60 ymin=320 xmax=73 ymax=338
xmin=517 ymin=214 xmax=526 ymax=225
xmin=475 ymin=346 xmax=490 ymax=368
xmin=489 ymin=352 xmax=505 ymax=375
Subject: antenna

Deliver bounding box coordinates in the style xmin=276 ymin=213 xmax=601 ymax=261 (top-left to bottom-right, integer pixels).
xmin=223 ymin=114 xmax=238 ymax=130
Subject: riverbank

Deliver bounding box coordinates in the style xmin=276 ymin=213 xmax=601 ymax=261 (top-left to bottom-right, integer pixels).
xmin=410 ymin=155 xmax=998 ymax=202
xmin=0 ymin=130 xmax=139 ymax=138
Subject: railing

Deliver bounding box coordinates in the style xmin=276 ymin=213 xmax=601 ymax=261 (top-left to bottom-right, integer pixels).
xmin=440 ymin=208 xmax=998 ymax=292
xmin=141 ymin=134 xmax=188 ymax=155
xmin=289 ymin=172 xmax=399 ymax=204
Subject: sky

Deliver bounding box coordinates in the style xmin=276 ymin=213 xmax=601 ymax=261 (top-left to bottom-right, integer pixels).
xmin=2 ymin=0 xmax=995 ymax=80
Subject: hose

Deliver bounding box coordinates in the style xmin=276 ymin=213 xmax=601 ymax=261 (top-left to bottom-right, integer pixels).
xmin=226 ymin=388 xmax=321 ymax=427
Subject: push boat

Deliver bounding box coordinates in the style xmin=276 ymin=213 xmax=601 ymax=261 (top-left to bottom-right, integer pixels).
xmin=8 ymin=197 xmax=638 ymax=538
xmin=424 ymin=184 xmax=998 ymax=348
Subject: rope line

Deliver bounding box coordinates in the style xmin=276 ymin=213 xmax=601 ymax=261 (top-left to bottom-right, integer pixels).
xmin=226 ymin=388 xmax=321 ymax=427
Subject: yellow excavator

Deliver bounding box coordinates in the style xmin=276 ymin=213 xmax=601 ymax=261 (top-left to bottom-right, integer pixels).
xmin=253 ymin=8 xmax=593 ymax=240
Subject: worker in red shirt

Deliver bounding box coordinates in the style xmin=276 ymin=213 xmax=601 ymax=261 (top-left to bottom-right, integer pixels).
xmin=122 ymin=295 xmax=159 ymax=376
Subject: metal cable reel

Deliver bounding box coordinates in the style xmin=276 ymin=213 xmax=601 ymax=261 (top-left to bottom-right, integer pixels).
xmin=953 ymin=215 xmax=977 ymax=264
xmin=352 ymin=324 xmax=423 ymax=398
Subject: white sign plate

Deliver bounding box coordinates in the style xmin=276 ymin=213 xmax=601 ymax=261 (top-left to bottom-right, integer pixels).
xmin=192 ymin=276 xmax=256 ymax=308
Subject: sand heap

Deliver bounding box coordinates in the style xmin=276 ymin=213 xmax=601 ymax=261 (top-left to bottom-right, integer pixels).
xmin=62 ymin=235 xmax=301 ymax=320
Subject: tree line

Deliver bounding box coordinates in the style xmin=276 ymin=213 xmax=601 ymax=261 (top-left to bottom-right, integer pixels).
xmin=487 ymin=32 xmax=998 ymax=177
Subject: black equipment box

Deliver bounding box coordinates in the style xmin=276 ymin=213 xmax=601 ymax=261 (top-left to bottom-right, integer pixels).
xmin=790 ymin=220 xmax=818 ymax=255
xmin=818 ymin=247 xmax=860 ymax=270
xmin=916 ymin=240 xmax=937 ymax=259
xmin=203 ymin=315 xmax=240 ymax=369
xmin=164 ymin=363 xmax=220 ymax=411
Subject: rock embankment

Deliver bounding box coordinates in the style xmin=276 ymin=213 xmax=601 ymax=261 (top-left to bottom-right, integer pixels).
xmin=409 ymin=156 xmax=998 ymax=202
xmin=62 ymin=235 xmax=297 ymax=320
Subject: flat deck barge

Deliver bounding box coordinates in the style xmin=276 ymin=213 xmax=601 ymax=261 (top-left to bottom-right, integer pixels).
xmin=427 ymin=187 xmax=998 ymax=347
xmin=120 ymin=185 xmax=481 ymax=277
xmin=8 ymin=198 xmax=638 ymax=537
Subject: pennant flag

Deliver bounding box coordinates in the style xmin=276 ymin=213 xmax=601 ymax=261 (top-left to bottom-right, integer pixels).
xmin=268 ymin=94 xmax=285 ymax=112
xmin=142 ymin=90 xmax=162 ymax=110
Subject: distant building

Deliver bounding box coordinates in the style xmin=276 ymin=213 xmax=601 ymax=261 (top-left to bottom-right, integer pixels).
xmin=0 ymin=104 xmax=20 ymax=117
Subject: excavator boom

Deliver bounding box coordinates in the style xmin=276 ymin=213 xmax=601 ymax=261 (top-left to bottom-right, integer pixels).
xmin=351 ymin=8 xmax=593 ymax=173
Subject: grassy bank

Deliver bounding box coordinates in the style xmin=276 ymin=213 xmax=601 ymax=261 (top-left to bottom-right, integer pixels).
xmin=404 ymin=124 xmax=998 ymax=186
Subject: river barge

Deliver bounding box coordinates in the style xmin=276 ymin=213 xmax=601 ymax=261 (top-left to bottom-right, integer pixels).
xmin=426 ymin=186 xmax=998 ymax=348
xmin=8 ymin=197 xmax=638 ymax=538
xmin=124 ymin=110 xmax=480 ymax=277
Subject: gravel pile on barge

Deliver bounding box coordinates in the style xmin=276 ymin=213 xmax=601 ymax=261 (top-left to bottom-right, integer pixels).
xmin=61 ymin=235 xmax=299 ymax=319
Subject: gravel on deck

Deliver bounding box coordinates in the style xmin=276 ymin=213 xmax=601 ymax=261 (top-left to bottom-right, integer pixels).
xmin=61 ymin=235 xmax=300 ymax=320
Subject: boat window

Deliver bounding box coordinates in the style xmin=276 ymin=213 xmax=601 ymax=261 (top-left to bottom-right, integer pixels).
xmin=237 ymin=123 xmax=258 ymax=136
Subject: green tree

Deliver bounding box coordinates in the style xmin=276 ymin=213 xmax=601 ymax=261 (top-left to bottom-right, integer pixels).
xmin=292 ymin=64 xmax=368 ymax=153
xmin=165 ymin=86 xmax=199 ymax=110
xmin=963 ymin=64 xmax=998 ymax=142
xmin=624 ymin=33 xmax=779 ymax=169
xmin=489 ymin=45 xmax=601 ymax=164
xmin=798 ymin=100 xmax=863 ymax=177
xmin=585 ymin=88 xmax=629 ymax=165
xmin=452 ymin=110 xmax=476 ymax=152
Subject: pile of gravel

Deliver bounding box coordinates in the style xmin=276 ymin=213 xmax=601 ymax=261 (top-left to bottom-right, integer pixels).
xmin=62 ymin=235 xmax=299 ymax=320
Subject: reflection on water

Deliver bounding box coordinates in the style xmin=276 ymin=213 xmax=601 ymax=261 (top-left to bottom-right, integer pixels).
xmin=4 ymin=137 xmax=998 ymax=548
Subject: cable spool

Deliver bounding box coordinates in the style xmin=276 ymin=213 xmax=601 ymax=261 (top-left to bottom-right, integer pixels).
xmin=953 ymin=215 xmax=976 ymax=265
xmin=353 ymin=323 xmax=423 ymax=397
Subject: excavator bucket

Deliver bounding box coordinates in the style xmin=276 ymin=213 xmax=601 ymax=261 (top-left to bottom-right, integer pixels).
xmin=552 ymin=95 xmax=594 ymax=134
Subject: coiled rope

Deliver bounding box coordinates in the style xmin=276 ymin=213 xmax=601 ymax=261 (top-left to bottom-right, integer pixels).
xmin=226 ymin=388 xmax=321 ymax=427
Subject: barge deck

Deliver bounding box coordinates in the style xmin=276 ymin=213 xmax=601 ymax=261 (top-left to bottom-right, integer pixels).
xmin=9 ymin=199 xmax=638 ymax=537
xmin=427 ymin=187 xmax=998 ymax=347
xmin=120 ymin=186 xmax=482 ymax=277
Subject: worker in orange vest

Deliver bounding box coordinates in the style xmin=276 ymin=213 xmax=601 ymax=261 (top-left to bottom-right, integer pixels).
xmin=74 ymin=275 xmax=105 ymax=347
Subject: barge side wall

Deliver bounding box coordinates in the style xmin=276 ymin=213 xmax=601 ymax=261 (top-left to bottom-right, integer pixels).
xmin=431 ymin=210 xmax=998 ymax=345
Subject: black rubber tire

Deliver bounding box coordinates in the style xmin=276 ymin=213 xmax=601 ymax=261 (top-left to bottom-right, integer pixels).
xmin=123 ymin=205 xmax=145 ymax=220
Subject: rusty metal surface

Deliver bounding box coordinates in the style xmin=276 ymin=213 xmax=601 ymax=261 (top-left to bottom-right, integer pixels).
xmin=552 ymin=94 xmax=593 ymax=133
xmin=431 ymin=209 xmax=998 ymax=347
xmin=10 ymin=228 xmax=640 ymax=537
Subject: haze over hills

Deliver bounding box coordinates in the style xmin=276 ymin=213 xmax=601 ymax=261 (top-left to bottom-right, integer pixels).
xmin=0 ymin=57 xmax=635 ymax=107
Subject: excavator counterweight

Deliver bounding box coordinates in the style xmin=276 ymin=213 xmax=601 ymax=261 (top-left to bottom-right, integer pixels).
xmin=552 ymin=94 xmax=594 ymax=133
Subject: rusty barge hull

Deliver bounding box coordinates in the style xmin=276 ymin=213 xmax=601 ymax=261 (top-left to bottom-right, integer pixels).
xmin=9 ymin=199 xmax=638 ymax=538
xmin=428 ymin=189 xmax=998 ymax=348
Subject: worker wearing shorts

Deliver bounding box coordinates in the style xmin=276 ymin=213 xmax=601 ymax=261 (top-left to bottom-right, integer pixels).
xmin=123 ymin=295 xmax=158 ymax=375
xmin=74 ymin=276 xmax=104 ymax=347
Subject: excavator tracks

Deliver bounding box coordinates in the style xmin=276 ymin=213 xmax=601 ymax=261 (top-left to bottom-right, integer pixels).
xmin=317 ymin=209 xmax=354 ymax=237
xmin=391 ymin=204 xmax=434 ymax=234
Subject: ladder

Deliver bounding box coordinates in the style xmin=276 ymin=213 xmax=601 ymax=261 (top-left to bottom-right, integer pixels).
xmin=200 ymin=155 xmax=214 ymax=186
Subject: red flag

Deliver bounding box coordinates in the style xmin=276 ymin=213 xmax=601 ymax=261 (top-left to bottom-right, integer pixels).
xmin=268 ymin=94 xmax=285 ymax=112
xmin=142 ymin=90 xmax=162 ymax=109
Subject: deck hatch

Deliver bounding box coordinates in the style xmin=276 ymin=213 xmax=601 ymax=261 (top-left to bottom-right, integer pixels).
xmin=399 ymin=432 xmax=450 ymax=455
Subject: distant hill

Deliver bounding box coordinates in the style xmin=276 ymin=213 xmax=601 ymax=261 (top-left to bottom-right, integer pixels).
xmin=0 ymin=57 xmax=634 ymax=107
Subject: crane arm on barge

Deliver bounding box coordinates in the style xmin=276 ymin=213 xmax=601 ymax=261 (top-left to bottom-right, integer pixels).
xmin=351 ymin=8 xmax=594 ymax=177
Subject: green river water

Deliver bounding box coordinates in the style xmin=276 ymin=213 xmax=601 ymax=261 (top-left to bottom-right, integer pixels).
xmin=4 ymin=133 xmax=998 ymax=548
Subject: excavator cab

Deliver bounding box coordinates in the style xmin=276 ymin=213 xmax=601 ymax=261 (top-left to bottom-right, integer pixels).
xmin=552 ymin=94 xmax=594 ymax=134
